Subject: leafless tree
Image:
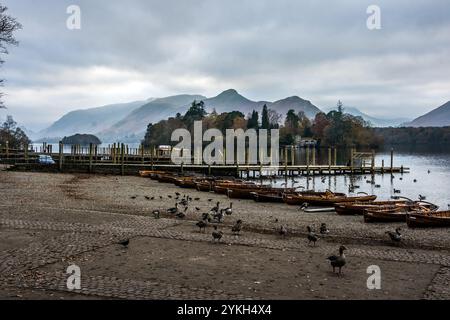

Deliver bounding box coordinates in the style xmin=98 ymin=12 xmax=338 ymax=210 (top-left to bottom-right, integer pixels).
xmin=0 ymin=4 xmax=22 ymax=108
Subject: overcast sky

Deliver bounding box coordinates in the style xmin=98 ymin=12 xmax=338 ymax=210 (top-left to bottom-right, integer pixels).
xmin=1 ymin=0 xmax=449 ymax=131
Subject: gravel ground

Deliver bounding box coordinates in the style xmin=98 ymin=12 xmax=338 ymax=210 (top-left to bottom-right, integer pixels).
xmin=1 ymin=169 xmax=449 ymax=299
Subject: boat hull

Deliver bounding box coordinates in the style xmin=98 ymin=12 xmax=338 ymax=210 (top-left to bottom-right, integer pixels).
xmin=407 ymin=211 xmax=450 ymax=228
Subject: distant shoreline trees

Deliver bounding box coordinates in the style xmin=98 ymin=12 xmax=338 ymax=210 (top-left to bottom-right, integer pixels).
xmin=142 ymin=100 xmax=382 ymax=148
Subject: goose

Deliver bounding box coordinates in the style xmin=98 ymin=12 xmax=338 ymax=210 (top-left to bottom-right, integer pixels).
xmin=413 ymin=179 xmax=417 ymax=183
xmin=213 ymin=210 xmax=224 ymax=223
xmin=428 ymin=170 xmax=431 ymax=174
xmin=168 ymin=195 xmax=173 ymax=199
xmin=152 ymin=210 xmax=160 ymax=219
xmin=320 ymin=223 xmax=329 ymax=235
xmin=386 ymin=228 xmax=402 ymax=243
xmin=231 ymin=220 xmax=243 ymax=236
xmin=176 ymin=211 xmax=186 ymax=219
xmin=202 ymin=212 xmax=212 ymax=222
xmin=196 ymin=220 xmax=207 ymax=232
xmin=419 ymin=195 xmax=426 ymax=201
xmin=299 ymin=203 xmax=309 ymax=211
xmin=175 ymin=192 xmax=181 ymax=196
xmin=211 ymin=202 xmax=220 ymax=213
xmin=394 ymin=189 xmax=401 ymax=194
xmin=212 ymin=226 xmax=223 ymax=243
xmin=223 ymin=203 xmax=233 ymax=215
xmin=194 ymin=197 xmax=201 ymax=201
xmin=327 ymin=246 xmax=347 ymax=275
xmin=195 ymin=207 xmax=201 ymax=211
xmin=279 ymin=225 xmax=288 ymax=238
xmin=307 ymin=226 xmax=320 ymax=246
xmin=145 ymin=196 xmax=150 ymax=200
xmin=374 ymin=184 xmax=381 ymax=188
xmin=118 ymin=238 xmax=130 ymax=248
xmin=150 ymin=196 xmax=155 ymax=200
xmin=167 ymin=203 xmax=179 ymax=214
xmin=130 ymin=196 xmax=137 ymax=199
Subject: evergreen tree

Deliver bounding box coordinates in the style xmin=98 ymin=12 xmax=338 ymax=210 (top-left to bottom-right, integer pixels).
xmin=261 ymin=104 xmax=270 ymax=129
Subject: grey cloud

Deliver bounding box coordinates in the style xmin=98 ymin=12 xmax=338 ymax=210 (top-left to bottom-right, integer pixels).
xmin=1 ymin=0 xmax=449 ymax=130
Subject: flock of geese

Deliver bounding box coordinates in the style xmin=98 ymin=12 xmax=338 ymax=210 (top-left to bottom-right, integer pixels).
xmin=118 ymin=191 xmax=408 ymax=276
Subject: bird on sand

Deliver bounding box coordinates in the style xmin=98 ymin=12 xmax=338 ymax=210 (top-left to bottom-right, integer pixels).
xmin=278 ymin=225 xmax=288 ymax=238
xmin=231 ymin=220 xmax=243 ymax=236
xmin=299 ymin=202 xmax=308 ymax=211
xmin=212 ymin=226 xmax=223 ymax=243
xmin=320 ymin=223 xmax=329 ymax=235
xmin=327 ymin=246 xmax=347 ymax=276
xmin=307 ymin=226 xmax=320 ymax=246
xmin=152 ymin=210 xmax=160 ymax=219
xmin=167 ymin=203 xmax=179 ymax=214
xmin=223 ymin=202 xmax=233 ymax=215
xmin=386 ymin=227 xmax=402 ymax=243
xmin=196 ymin=219 xmax=207 ymax=232
xmin=118 ymin=239 xmax=130 ymax=248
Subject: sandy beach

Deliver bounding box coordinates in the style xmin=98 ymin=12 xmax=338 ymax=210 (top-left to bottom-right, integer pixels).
xmin=1 ymin=168 xmax=449 ymax=300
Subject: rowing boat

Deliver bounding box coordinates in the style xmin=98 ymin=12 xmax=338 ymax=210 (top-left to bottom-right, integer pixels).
xmin=252 ymin=189 xmax=327 ymax=203
xmin=363 ymin=207 xmax=408 ymax=223
xmin=335 ymin=200 xmax=409 ymax=216
xmin=406 ymin=210 xmax=450 ymax=228
xmin=337 ymin=200 xmax=438 ymax=216
xmin=228 ymin=187 xmax=296 ymax=200
xmin=283 ymin=191 xmax=371 ymax=206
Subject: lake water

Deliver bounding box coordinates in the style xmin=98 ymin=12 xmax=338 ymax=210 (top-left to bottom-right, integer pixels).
xmin=268 ymin=147 xmax=450 ymax=209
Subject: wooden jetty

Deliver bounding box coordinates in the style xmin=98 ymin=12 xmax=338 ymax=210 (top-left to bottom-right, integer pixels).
xmin=0 ymin=142 xmax=409 ymax=177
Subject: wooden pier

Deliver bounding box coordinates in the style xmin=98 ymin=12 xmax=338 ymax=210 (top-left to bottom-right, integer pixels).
xmin=0 ymin=142 xmax=408 ymax=177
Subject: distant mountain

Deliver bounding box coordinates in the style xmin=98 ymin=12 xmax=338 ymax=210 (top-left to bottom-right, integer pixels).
xmin=98 ymin=94 xmax=206 ymax=142
xmin=406 ymin=101 xmax=450 ymax=127
xmin=202 ymin=89 xmax=267 ymax=114
xmin=342 ymin=107 xmax=410 ymax=127
xmin=270 ymin=96 xmax=321 ymax=119
xmin=37 ymin=99 xmax=151 ymax=140
xmin=202 ymin=89 xmax=321 ymax=119
xmin=35 ymin=89 xmax=322 ymax=142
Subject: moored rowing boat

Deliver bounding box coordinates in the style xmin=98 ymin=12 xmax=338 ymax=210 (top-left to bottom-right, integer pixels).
xmin=283 ymin=191 xmax=372 ymax=206
xmin=363 ymin=207 xmax=407 ymax=223
xmin=406 ymin=210 xmax=450 ymax=228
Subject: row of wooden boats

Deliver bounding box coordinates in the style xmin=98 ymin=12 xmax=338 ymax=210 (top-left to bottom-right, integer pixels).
xmin=139 ymin=170 xmax=450 ymax=228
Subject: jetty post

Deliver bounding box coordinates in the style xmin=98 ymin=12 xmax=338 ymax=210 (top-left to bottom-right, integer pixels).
xmin=59 ymin=141 xmax=64 ymax=171
xmin=284 ymin=147 xmax=288 ymax=179
xmin=390 ymin=148 xmax=394 ymax=173
xmin=24 ymin=143 xmax=28 ymax=163
xmin=306 ymin=146 xmax=310 ymax=175
xmin=290 ymin=145 xmax=294 ymax=166
xmin=371 ymin=149 xmax=375 ymax=174
xmin=88 ymin=143 xmax=93 ymax=173
xmin=328 ymin=147 xmax=332 ymax=173
xmin=120 ymin=143 xmax=125 ymax=176
xmin=334 ymin=147 xmax=337 ymax=166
